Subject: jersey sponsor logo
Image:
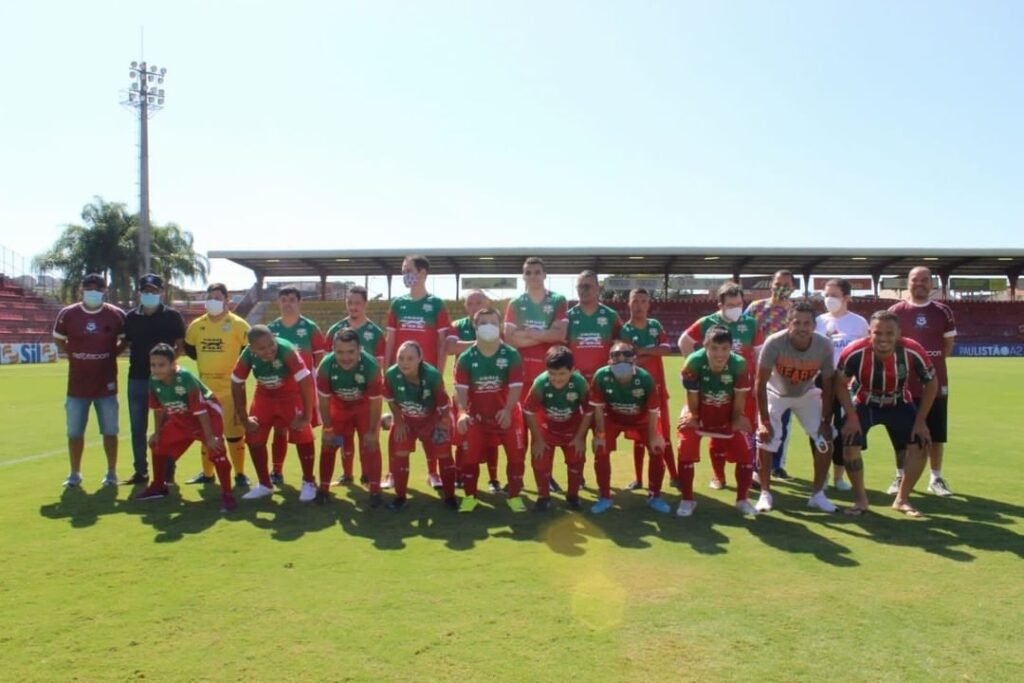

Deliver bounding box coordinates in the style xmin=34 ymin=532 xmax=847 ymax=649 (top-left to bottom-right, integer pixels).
xmin=200 ymin=339 xmax=224 ymax=353
xmin=574 ymin=332 xmax=606 ymax=348
xmin=545 ymin=406 xmax=575 ymax=422
xmin=702 ymin=390 xmax=732 ymax=407
xmin=473 ymin=377 xmax=504 ymax=392
xmin=400 ymin=316 xmax=428 ymax=330
xmin=397 ymin=401 xmax=428 ymax=418
xmin=70 ymin=352 xmax=111 ymax=360
xmin=256 ymin=376 xmax=285 ymax=389
xmin=609 ymin=401 xmax=642 ymax=415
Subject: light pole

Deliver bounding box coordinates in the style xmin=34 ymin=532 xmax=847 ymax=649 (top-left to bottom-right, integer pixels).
xmin=124 ymin=60 xmax=166 ymax=276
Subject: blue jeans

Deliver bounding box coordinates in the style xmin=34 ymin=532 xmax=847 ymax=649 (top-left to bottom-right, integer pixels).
xmin=66 ymin=395 xmax=119 ymax=438
xmin=128 ymin=378 xmax=150 ymax=477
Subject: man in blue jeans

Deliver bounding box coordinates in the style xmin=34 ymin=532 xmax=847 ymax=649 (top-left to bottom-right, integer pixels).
xmin=121 ymin=274 xmax=186 ymax=485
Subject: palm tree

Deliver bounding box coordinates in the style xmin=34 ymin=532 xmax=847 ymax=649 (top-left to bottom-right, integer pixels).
xmin=34 ymin=196 xmax=207 ymax=304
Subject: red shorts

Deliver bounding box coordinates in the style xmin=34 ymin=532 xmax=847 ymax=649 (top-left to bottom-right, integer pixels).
xmin=248 ymin=392 xmax=314 ymax=445
xmin=539 ymin=442 xmax=584 ymax=465
xmin=329 ymin=401 xmax=372 ymax=444
xmin=677 ymin=428 xmax=753 ymax=464
xmin=389 ymin=416 xmax=451 ymax=458
xmin=605 ymin=414 xmax=663 ymax=452
xmin=155 ymin=408 xmax=225 ymax=459
xmin=461 ymin=406 xmax=525 ymax=465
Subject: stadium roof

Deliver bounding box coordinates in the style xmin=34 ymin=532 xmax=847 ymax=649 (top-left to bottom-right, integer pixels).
xmin=210 ymin=247 xmax=1024 ymax=280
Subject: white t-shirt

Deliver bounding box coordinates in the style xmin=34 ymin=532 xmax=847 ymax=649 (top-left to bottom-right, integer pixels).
xmin=816 ymin=311 xmax=869 ymax=365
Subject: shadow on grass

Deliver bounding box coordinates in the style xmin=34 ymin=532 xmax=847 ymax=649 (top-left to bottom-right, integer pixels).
xmin=39 ymin=485 xmax=119 ymax=528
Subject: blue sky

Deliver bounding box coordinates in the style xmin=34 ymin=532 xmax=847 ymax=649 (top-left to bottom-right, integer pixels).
xmin=1 ymin=1 xmax=1022 ymax=290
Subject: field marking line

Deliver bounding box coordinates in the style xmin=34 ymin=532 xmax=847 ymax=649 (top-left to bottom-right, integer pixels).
xmin=0 ymin=435 xmax=130 ymax=468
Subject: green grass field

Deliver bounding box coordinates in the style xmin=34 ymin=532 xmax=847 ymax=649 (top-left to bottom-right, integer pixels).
xmin=1 ymin=358 xmax=1021 ymax=682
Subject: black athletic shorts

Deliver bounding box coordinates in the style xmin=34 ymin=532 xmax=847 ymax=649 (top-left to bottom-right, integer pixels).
xmin=848 ymin=402 xmax=922 ymax=452
xmin=913 ymin=395 xmax=947 ymax=444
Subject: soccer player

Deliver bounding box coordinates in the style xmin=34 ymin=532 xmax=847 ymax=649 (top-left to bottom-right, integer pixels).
xmin=267 ymin=287 xmax=328 ymax=486
xmin=315 ymin=329 xmax=384 ymax=507
xmin=382 ymin=340 xmax=458 ymax=510
xmin=619 ymin=287 xmax=679 ymax=491
xmin=566 ymin=270 xmax=621 ymax=382
xmin=816 ymin=278 xmax=869 ymax=491
xmin=183 ymin=283 xmax=251 ymax=486
xmin=676 ymin=326 xmax=758 ymax=517
xmin=454 ymin=307 xmax=528 ymax=513
xmin=326 ymin=285 xmax=386 ymax=485
xmin=589 ymin=341 xmax=669 ymax=514
xmin=230 ymin=326 xmax=317 ymax=501
xmin=834 ymin=311 xmax=937 ymax=516
xmin=678 ymin=282 xmax=763 ymax=490
xmin=746 ymin=269 xmax=798 ymax=479
xmin=523 ymin=346 xmax=592 ymax=511
xmin=384 ymin=255 xmax=452 ymax=489
xmin=52 ymin=273 xmax=126 ymax=488
xmin=122 ymin=273 xmax=185 ymax=486
xmin=447 ymin=289 xmax=501 ymax=491
xmin=754 ymin=302 xmax=838 ymax=513
xmin=888 ymin=266 xmax=957 ymax=497
xmin=134 ymin=344 xmax=237 ymax=512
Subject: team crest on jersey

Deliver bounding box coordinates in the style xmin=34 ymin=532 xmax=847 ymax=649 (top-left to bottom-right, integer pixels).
xmin=631 ymin=388 xmax=643 ymax=398
xmin=566 ymin=391 xmax=578 ymax=401
xmin=85 ymin=320 xmax=97 ymax=333
xmin=496 ymin=357 xmax=509 ymax=369
xmin=363 ymin=331 xmax=373 ymax=341
xmin=597 ymin=317 xmax=608 ymax=327
xmin=272 ymin=360 xmax=283 ymax=369
xmin=355 ymin=373 xmax=365 ymax=384
xmin=720 ymin=374 xmax=733 ymax=384
xmin=542 ymin=304 xmax=553 ymax=315
xmin=174 ymin=384 xmax=187 ymax=396
xmin=296 ymin=328 xmax=307 ymax=338
xmin=737 ymin=324 xmax=748 ymax=333
xmin=423 ymin=388 xmax=431 ymax=398
xmin=222 ymin=323 xmax=232 ymax=332
xmin=915 ymin=314 xmax=927 ymax=328
xmin=423 ymin=303 xmax=433 ymax=312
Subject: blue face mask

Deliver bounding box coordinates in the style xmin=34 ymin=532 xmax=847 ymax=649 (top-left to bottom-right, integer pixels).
xmin=610 ymin=362 xmax=633 ymax=379
xmin=82 ymin=290 xmax=104 ymax=308
xmin=140 ymin=293 xmax=161 ymax=308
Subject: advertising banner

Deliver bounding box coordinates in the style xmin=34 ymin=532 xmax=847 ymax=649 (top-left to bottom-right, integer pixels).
xmin=0 ymin=342 xmax=59 ymax=364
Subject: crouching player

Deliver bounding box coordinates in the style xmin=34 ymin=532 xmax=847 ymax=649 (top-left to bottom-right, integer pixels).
xmin=675 ymin=327 xmax=757 ymax=517
xmin=231 ymin=326 xmax=317 ymax=501
xmin=383 ymin=341 xmax=458 ymax=510
xmin=523 ymin=345 xmax=592 ymax=511
xmin=315 ymin=329 xmax=384 ymax=507
xmin=135 ymin=344 xmax=237 ymax=512
xmin=589 ymin=341 xmax=669 ymax=514
xmin=454 ymin=307 xmax=528 ymax=513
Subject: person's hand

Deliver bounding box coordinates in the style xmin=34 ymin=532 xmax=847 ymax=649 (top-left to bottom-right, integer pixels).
xmin=245 ymin=416 xmax=260 ymax=435
xmin=648 ymin=434 xmax=666 ymax=455
xmin=677 ymin=411 xmax=698 ymax=431
xmin=531 ymin=436 xmax=547 ymax=461
xmin=148 ymin=433 xmax=159 ymax=449
xmin=393 ymin=419 xmax=409 ymax=442
xmin=592 ymin=436 xmax=606 ymax=457
xmin=362 ymin=430 xmax=380 ymax=452
xmin=205 ymin=435 xmax=224 ymax=453
xmin=289 ymin=413 xmax=310 ymax=431
xmin=840 ymin=414 xmax=862 ymax=446
xmin=496 ymin=407 xmax=512 ymax=430
xmin=457 ymin=413 xmax=472 ymax=436
xmin=732 ymin=415 xmax=752 ymax=434
xmin=321 ymin=426 xmax=339 ymax=450
xmin=911 ymin=420 xmax=932 ymax=449
xmin=571 ymin=434 xmax=586 ymax=455
xmin=757 ymin=421 xmax=773 ymax=444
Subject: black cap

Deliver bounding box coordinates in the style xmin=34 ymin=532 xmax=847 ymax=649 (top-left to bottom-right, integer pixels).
xmin=138 ymin=273 xmax=164 ymax=290
xmin=82 ymin=273 xmax=106 ymax=287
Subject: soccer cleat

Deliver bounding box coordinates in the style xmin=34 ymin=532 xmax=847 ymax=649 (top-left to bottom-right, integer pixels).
xmin=234 ymin=474 xmax=251 ymax=488
xmin=487 ymin=479 xmax=502 ymax=494
xmin=625 ymin=480 xmax=643 ymax=491
xmin=459 ymin=496 xmax=481 ymax=513
xmin=755 ymin=491 xmax=774 ymax=512
xmin=101 ymin=472 xmax=118 ymax=487
xmin=185 ymin=472 xmax=215 ymax=485
xmin=387 ymin=496 xmax=407 ymax=511
xmin=832 ymin=479 xmax=852 ymax=491
xmin=548 ymin=477 xmax=563 ymax=494
xmin=534 ymin=497 xmax=552 ymax=512
xmin=590 ymin=497 xmax=613 ymax=514
xmin=220 ymin=494 xmax=238 ymax=513
xmin=63 ymin=473 xmax=82 ymax=488
xmin=676 ymin=500 xmax=697 ymax=517
xmin=647 ymin=496 xmax=671 ymax=514
xmin=886 ymin=475 xmax=903 ymax=495
xmin=357 ymin=474 xmax=368 ymax=485
xmin=807 ymin=491 xmax=838 ymax=513
xmin=270 ymin=471 xmax=284 ymax=487
xmin=242 ymin=484 xmax=274 ymax=500
xmin=507 ymin=496 xmax=527 ymax=513
xmin=314 ymin=489 xmax=329 ymax=505
xmin=380 ymin=473 xmax=394 ymax=490
xmin=134 ymin=485 xmax=169 ymax=501
xmin=771 ymin=467 xmax=790 ymax=481
xmin=708 ymin=478 xmax=725 ymax=490
xmin=299 ymin=481 xmax=317 ymax=503
xmin=443 ymin=496 xmax=459 ymax=510
xmin=368 ymin=492 xmax=383 ymax=509
xmin=335 ymin=474 xmax=353 ymax=486
xmin=119 ymin=473 xmax=148 ymax=486
xmin=735 ymin=500 xmax=758 ymax=516
xmin=669 ymin=478 xmax=680 ymax=489
xmin=566 ymin=495 xmax=582 ymax=511
xmin=928 ymin=478 xmax=954 ymax=497
xmin=427 ymin=474 xmax=443 ymax=490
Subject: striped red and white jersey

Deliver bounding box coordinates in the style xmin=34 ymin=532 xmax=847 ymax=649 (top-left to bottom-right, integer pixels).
xmin=837 ymin=337 xmax=935 ymax=407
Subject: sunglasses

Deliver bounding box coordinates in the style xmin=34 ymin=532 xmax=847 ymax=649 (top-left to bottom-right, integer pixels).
xmin=610 ymin=350 xmax=635 ymax=359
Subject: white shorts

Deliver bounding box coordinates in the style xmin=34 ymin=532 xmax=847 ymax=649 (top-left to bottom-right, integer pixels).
xmin=757 ymin=388 xmax=826 ymax=453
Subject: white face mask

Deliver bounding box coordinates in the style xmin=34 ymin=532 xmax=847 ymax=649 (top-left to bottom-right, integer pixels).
xmin=722 ymin=306 xmax=743 ymax=322
xmin=205 ymin=299 xmax=225 ymax=316
xmin=82 ymin=290 xmax=104 ymax=308
xmin=824 ymin=296 xmax=844 ymax=314
xmin=476 ymin=323 xmax=500 ymax=343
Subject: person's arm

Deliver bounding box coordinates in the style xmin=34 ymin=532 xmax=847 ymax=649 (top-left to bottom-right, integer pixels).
xmin=731 ymin=389 xmax=751 ymax=432
xmin=755 ymin=364 xmax=772 ymax=430
xmin=524 ymin=411 xmax=546 ymax=460
xmin=572 ymin=411 xmax=593 ymax=454
xmin=912 ymin=375 xmax=938 ymax=447
xmin=231 ymin=380 xmax=249 ymax=428
xmin=436 ymin=328 xmax=449 ymax=374
xmin=504 ymin=322 xmax=540 ymax=348
xmin=383 ymin=329 xmax=396 ymax=370
xmin=818 ymin=369 xmax=835 ymax=439
xmin=677 ymin=332 xmax=696 ymax=356
xmin=591 ymin=404 xmax=606 ymax=456
xmin=527 ymin=320 xmax=568 ymax=344
xmin=942 ymin=337 xmax=955 ymax=358
xmin=294 ymin=374 xmax=314 ymax=427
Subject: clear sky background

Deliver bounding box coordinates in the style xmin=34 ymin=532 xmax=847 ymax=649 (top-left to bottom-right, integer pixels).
xmin=1 ymin=1 xmax=1022 ymax=291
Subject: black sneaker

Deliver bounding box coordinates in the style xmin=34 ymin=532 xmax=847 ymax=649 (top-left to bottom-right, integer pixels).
xmin=625 ymin=480 xmax=642 ymax=491
xmin=358 ymin=475 xmax=368 ymax=485
xmin=270 ymin=471 xmax=284 ymax=487
xmin=566 ymin=495 xmax=581 ymax=510
xmin=548 ymin=476 xmax=563 ymax=493
xmin=500 ymin=483 xmax=510 ymax=494
xmin=487 ymin=479 xmax=502 ymax=494
xmin=368 ymin=493 xmax=383 ymax=509
xmin=185 ymin=472 xmax=215 ymax=485
xmin=387 ymin=496 xmax=407 ymax=511
xmin=455 ymin=478 xmax=464 ymax=489
xmin=534 ymin=497 xmax=552 ymax=512
xmin=234 ymin=474 xmax=251 ymax=487
xmin=443 ymin=496 xmax=459 ymax=510
xmin=314 ymin=489 xmax=329 ymax=505
xmin=669 ymin=478 xmax=680 ymax=489
xmin=336 ymin=475 xmax=354 ymax=485
xmin=771 ymin=467 xmax=790 ymax=481
xmin=120 ymin=473 xmax=148 ymax=486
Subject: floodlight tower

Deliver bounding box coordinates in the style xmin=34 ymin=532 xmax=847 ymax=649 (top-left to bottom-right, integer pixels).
xmin=123 ymin=60 xmax=166 ymax=275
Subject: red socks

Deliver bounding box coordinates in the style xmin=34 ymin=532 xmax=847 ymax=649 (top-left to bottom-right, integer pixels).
xmin=736 ymin=463 xmax=753 ymax=502
xmin=679 ymin=462 xmax=696 ymax=501
xmin=710 ymin=453 xmax=727 ymax=484
xmin=271 ymin=428 xmax=287 ymax=474
xmin=633 ymin=442 xmax=645 ymax=482
xmin=249 ymin=443 xmax=272 ymax=488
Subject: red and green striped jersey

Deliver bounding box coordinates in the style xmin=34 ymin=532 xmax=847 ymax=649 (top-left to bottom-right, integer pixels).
xmin=267 ymin=316 xmax=328 ymax=370
xmin=455 ymin=343 xmax=524 ymax=420
xmin=681 ymin=349 xmax=750 ymax=436
xmin=315 ymin=351 xmax=383 ymax=408
xmin=386 ymin=294 xmax=451 ymax=365
xmin=504 ymin=290 xmax=569 ymax=362
xmin=148 ymin=366 xmax=218 ymax=417
xmin=231 ymin=337 xmax=309 ymax=398
xmin=588 ymin=365 xmax=658 ymax=429
xmin=683 ymin=312 xmax=763 ymax=366
xmin=382 ymin=362 xmax=450 ymax=428
xmin=620 ymin=318 xmax=671 ymax=388
xmin=326 ymin=318 xmax=386 ymax=361
xmin=837 ymin=337 xmax=935 ymax=407
xmin=566 ymin=304 xmax=622 ymax=381
xmin=523 ymin=370 xmax=591 ymax=440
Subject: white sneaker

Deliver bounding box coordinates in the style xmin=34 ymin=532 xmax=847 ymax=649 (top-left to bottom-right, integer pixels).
xmin=807 ymin=490 xmax=838 ymax=513
xmin=735 ymin=500 xmax=758 ymax=516
xmin=63 ymin=473 xmax=82 ymax=488
xmin=380 ymin=473 xmax=394 ymax=489
xmin=928 ymin=477 xmax=953 ymax=497
xmin=676 ymin=500 xmax=697 ymax=517
xmin=101 ymin=472 xmax=118 ymax=487
xmin=299 ymin=481 xmax=317 ymax=503
xmin=242 ymin=484 xmax=274 ymax=500
xmin=708 ymin=479 xmax=725 ymax=490
xmin=886 ymin=474 xmax=903 ymax=495
xmin=427 ymin=474 xmax=443 ymax=489
xmin=832 ymin=479 xmax=852 ymax=491
xmin=755 ymin=491 xmax=773 ymax=512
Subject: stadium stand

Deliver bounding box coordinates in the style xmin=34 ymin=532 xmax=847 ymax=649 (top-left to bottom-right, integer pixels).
xmin=0 ymin=277 xmax=64 ymax=344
